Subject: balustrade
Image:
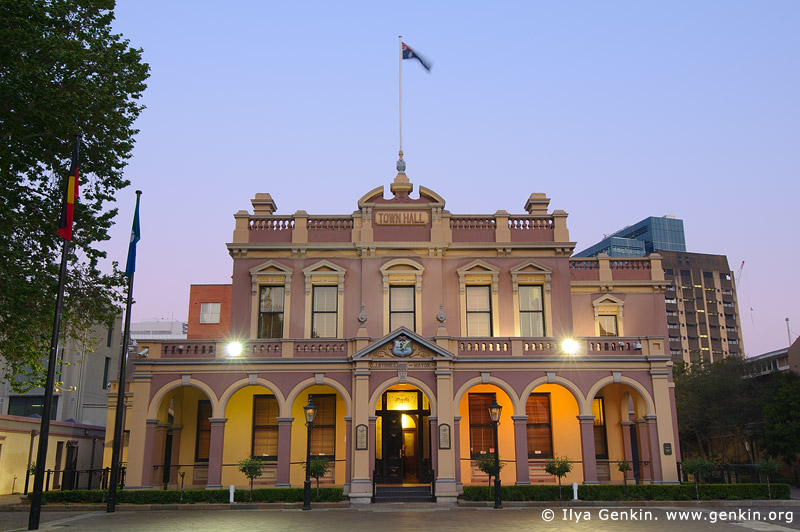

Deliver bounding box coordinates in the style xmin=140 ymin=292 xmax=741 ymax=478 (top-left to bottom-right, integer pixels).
xmin=249 ymin=217 xmax=294 ymax=231
xmin=507 ymin=217 xmax=554 ymax=230
xmin=294 ymin=340 xmax=348 ymax=355
xmin=307 ymin=217 xmax=354 ymax=231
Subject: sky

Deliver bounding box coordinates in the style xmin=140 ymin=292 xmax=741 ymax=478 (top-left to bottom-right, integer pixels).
xmin=104 ymin=0 xmax=799 ymax=356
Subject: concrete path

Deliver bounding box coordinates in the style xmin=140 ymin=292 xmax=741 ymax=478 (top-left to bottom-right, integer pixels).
xmin=2 ymin=505 xmax=799 ymax=532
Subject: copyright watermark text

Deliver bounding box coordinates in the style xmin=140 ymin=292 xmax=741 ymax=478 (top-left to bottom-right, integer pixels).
xmin=539 ymin=508 xmax=794 ymax=525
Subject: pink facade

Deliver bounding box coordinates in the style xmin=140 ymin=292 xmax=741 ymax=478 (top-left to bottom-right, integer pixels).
xmin=114 ymin=169 xmax=680 ymax=504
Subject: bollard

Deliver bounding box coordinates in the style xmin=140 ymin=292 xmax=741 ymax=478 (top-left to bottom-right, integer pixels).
xmin=572 ymin=482 xmax=579 ymax=500
xmin=229 ymin=485 xmax=235 ymax=503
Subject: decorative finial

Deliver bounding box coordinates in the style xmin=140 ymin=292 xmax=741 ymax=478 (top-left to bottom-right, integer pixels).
xmin=396 ymin=150 xmax=406 ymax=174
xmin=357 ymin=303 xmax=368 ymax=325
xmin=436 ymin=303 xmax=447 ymax=324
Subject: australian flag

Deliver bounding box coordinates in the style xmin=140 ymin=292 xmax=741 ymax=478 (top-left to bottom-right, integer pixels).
xmin=402 ymin=42 xmax=432 ymax=72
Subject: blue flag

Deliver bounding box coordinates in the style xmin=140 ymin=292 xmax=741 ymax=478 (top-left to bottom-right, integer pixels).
xmin=125 ymin=192 xmax=141 ymax=277
xmin=402 ymin=42 xmax=432 ymax=72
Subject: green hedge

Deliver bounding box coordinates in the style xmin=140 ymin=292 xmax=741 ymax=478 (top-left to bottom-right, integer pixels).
xmin=461 ymin=483 xmax=791 ymax=502
xmin=41 ymin=487 xmax=344 ymax=505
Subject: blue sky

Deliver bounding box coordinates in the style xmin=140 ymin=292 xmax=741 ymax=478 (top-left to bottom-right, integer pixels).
xmin=106 ymin=0 xmax=799 ymax=355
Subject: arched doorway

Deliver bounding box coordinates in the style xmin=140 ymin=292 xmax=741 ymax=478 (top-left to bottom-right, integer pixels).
xmin=374 ymin=384 xmax=432 ymax=484
xmin=523 ymin=383 xmax=582 ymax=484
xmin=456 ymin=383 xmax=515 ymax=486
xmin=149 ymin=385 xmax=214 ymax=488
xmin=589 ymin=383 xmax=652 ymax=483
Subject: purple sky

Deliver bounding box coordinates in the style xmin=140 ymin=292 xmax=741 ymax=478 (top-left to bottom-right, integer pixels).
xmin=104 ymin=1 xmax=799 ymax=356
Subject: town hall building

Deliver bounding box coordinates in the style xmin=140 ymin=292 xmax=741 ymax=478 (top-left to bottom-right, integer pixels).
xmin=107 ymin=157 xmax=681 ymax=503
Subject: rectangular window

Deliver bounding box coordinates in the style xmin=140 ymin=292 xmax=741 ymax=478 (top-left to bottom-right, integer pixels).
xmin=106 ymin=326 xmax=113 ymax=348
xmin=7 ymin=396 xmax=59 ymax=420
xmin=312 ymin=286 xmax=338 ymax=338
xmin=592 ymin=398 xmax=608 ymax=459
xmin=389 ymin=286 xmax=415 ymax=332
xmin=466 ymin=286 xmax=492 ymax=337
xmin=102 ymin=357 xmax=111 ymax=390
xmin=519 ymin=286 xmax=545 ymax=337
xmin=310 ymin=394 xmax=336 ymax=457
xmin=526 ymin=394 xmax=553 ymax=458
xmin=199 ymin=302 xmax=221 ymax=324
xmin=258 ymin=286 xmax=284 ymax=338
xmin=598 ymin=315 xmax=618 ymax=336
xmin=468 ymin=393 xmax=495 ymax=457
xmin=195 ymin=400 xmax=212 ymax=461
xmin=252 ymin=395 xmax=279 ymax=459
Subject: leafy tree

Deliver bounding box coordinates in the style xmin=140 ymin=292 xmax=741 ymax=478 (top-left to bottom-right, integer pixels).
xmin=304 ymin=457 xmax=330 ymax=497
xmin=757 ymin=458 xmax=780 ymax=500
xmin=237 ymin=458 xmax=263 ymax=502
xmin=617 ymin=459 xmax=631 ymax=494
xmin=673 ymin=358 xmax=769 ymax=462
xmin=0 ymin=0 xmax=149 ymax=388
xmin=761 ymin=374 xmax=800 ymax=462
xmin=544 ymin=456 xmax=572 ymax=499
xmin=681 ymin=457 xmax=713 ymax=501
xmin=475 ymin=453 xmax=506 ymax=499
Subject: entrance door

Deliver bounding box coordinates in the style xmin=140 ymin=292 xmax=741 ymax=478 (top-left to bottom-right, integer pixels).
xmin=62 ymin=443 xmax=78 ymax=490
xmin=402 ymin=428 xmax=418 ymax=482
xmin=383 ymin=412 xmax=403 ymax=483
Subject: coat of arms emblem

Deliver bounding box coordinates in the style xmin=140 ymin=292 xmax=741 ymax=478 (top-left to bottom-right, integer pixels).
xmin=392 ymin=335 xmax=413 ymax=357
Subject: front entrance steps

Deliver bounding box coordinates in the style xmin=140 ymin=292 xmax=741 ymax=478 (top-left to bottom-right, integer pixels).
xmin=373 ymin=485 xmax=435 ymax=503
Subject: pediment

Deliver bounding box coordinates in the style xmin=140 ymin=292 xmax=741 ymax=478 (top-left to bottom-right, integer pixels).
xmin=510 ymin=259 xmax=552 ymax=276
xmin=457 ymin=259 xmax=500 ymax=276
xmin=380 ymin=259 xmax=425 ymax=274
xmin=510 ymin=259 xmax=553 ymax=291
xmin=592 ymin=294 xmax=625 ymax=306
xmin=303 ymin=260 xmax=347 ymax=276
xmin=250 ymin=260 xmax=293 ymax=276
xmin=351 ymin=327 xmax=454 ymax=361
xmin=250 ymin=260 xmax=293 ymax=294
xmin=357 ymin=186 xmax=385 ymax=207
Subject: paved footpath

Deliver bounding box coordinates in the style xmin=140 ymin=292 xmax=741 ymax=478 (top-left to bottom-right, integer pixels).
xmin=1 ymin=505 xmax=799 ymax=532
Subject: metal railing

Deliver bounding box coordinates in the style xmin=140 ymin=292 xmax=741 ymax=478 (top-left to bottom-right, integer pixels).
xmin=25 ymin=466 xmax=126 ymax=493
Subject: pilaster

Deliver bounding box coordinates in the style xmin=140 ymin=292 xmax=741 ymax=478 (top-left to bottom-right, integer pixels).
xmin=512 ymin=415 xmax=530 ymax=484
xmin=206 ymin=418 xmax=227 ymax=488
xmin=578 ymin=415 xmax=598 ymax=484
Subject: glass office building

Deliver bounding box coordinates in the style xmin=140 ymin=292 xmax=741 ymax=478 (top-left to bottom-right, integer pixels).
xmin=575 ymin=216 xmax=685 ymax=257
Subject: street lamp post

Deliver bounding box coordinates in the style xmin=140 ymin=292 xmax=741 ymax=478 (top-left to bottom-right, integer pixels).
xmin=303 ymin=395 xmax=317 ymax=511
xmin=488 ymin=397 xmax=503 ymax=509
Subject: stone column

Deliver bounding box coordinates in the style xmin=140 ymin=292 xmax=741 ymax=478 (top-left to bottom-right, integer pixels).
xmin=206 ymin=418 xmax=227 ymax=488
xmin=139 ymin=419 xmax=160 ymax=488
xmin=276 ymin=417 xmax=293 ymax=487
xmin=620 ymin=421 xmax=635 ymax=484
xmin=435 ymin=365 xmax=458 ymax=502
xmin=578 ymin=415 xmax=598 ymax=484
xmin=512 ymin=415 xmax=530 ymax=484
xmin=344 ymin=417 xmax=352 ymax=494
xmin=646 ymin=415 xmax=663 ymax=482
xmin=349 ymin=367 xmax=372 ymax=504
xmin=429 ymin=417 xmax=438 ymax=478
xmin=636 ymin=419 xmax=652 ymax=483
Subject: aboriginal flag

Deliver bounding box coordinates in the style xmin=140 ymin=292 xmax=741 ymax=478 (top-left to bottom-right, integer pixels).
xmin=57 ymin=136 xmax=81 ymax=240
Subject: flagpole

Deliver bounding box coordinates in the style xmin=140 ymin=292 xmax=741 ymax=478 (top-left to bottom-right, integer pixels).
xmin=28 ymin=133 xmax=81 ymax=531
xmin=398 ymin=34 xmax=403 ymax=153
xmin=27 ymin=241 xmax=69 ymax=531
xmin=107 ymin=189 xmax=141 ymax=513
